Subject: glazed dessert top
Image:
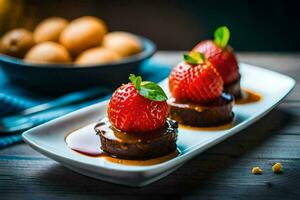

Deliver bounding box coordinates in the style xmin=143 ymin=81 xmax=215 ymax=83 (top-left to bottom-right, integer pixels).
xmin=168 ymin=92 xmax=234 ymax=110
xmin=169 ymin=51 xmax=224 ymax=104
xmin=107 ymin=74 xmax=169 ymax=133
xmin=95 ymin=117 xmax=178 ymax=144
xmin=192 ymin=26 xmax=240 ymax=84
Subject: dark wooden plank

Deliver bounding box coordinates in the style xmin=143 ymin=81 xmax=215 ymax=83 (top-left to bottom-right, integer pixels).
xmin=0 ymin=142 xmax=44 ymax=157
xmin=1 ymin=53 xmax=300 ymax=199
xmin=1 ymin=155 xmax=300 ymax=199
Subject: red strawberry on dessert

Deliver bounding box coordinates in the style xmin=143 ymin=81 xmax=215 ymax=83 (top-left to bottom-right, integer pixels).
xmin=96 ymin=74 xmax=178 ymax=159
xmin=193 ymin=40 xmax=239 ymax=84
xmin=193 ymin=26 xmax=241 ymax=98
xmin=168 ymin=52 xmax=234 ymax=127
xmin=169 ymin=52 xmax=223 ymax=103
xmin=108 ymin=74 xmax=169 ymax=133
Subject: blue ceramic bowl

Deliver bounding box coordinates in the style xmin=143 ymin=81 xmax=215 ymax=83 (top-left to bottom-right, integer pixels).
xmin=0 ymin=36 xmax=156 ymax=94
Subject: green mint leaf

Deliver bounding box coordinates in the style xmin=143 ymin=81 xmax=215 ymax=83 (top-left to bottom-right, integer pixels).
xmin=214 ymin=26 xmax=230 ymax=49
xmin=129 ymin=74 xmax=142 ymax=90
xmin=139 ymin=81 xmax=168 ymax=101
xmin=129 ymin=74 xmax=167 ymax=101
xmin=183 ymin=52 xmax=205 ymax=65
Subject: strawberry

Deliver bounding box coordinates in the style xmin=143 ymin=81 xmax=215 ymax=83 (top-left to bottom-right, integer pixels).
xmin=192 ymin=26 xmax=239 ymax=84
xmin=169 ymin=52 xmax=223 ymax=103
xmin=108 ymin=74 xmax=168 ymax=133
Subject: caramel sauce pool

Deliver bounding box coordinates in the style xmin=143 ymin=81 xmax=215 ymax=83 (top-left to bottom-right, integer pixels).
xmin=179 ymin=122 xmax=234 ymax=131
xmin=65 ymin=123 xmax=179 ymax=166
xmin=236 ymin=89 xmax=261 ymax=104
xmin=102 ymin=150 xmax=179 ymax=166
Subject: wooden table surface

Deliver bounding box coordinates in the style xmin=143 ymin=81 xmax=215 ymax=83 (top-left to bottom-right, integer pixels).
xmin=1 ymin=52 xmax=300 ymax=199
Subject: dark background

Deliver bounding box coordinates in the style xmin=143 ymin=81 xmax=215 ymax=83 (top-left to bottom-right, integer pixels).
xmin=1 ymin=0 xmax=299 ymax=51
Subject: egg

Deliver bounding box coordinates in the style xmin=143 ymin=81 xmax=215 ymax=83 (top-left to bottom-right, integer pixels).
xmin=102 ymin=31 xmax=142 ymax=57
xmin=24 ymin=41 xmax=71 ymax=64
xmin=75 ymin=47 xmax=121 ymax=65
xmin=0 ymin=28 xmax=34 ymax=58
xmin=33 ymin=17 xmax=68 ymax=43
xmin=59 ymin=16 xmax=107 ymax=55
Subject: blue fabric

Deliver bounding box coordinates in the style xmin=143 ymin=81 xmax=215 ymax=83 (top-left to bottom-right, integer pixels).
xmin=0 ymin=60 xmax=171 ymax=148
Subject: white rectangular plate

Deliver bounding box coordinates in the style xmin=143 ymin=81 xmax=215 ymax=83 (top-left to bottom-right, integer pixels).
xmin=23 ymin=63 xmax=295 ymax=187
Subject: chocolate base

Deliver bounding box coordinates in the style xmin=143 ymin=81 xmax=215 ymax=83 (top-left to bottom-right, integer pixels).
xmin=95 ymin=118 xmax=178 ymax=160
xmin=224 ymin=77 xmax=242 ymax=100
xmin=168 ymin=93 xmax=234 ymax=127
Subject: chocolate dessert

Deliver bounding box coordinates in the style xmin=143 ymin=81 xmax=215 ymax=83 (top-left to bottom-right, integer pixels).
xmin=169 ymin=93 xmax=234 ymax=127
xmin=95 ymin=118 xmax=177 ymax=159
xmin=168 ymin=51 xmax=234 ymax=127
xmin=94 ymin=74 xmax=178 ymax=160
